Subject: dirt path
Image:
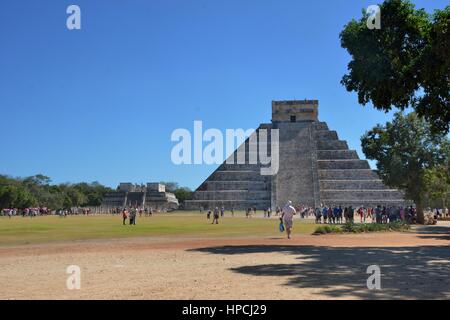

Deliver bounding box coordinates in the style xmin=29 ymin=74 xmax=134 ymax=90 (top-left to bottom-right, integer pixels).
xmin=0 ymin=226 xmax=449 ymax=300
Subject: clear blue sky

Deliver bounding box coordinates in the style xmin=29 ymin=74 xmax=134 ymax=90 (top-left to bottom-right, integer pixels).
xmin=0 ymin=0 xmax=446 ymax=189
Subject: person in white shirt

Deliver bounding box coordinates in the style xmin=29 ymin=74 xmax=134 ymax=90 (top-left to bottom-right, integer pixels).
xmin=282 ymin=201 xmax=297 ymax=239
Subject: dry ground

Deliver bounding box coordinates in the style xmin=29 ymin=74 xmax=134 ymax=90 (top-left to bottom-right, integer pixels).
xmin=0 ymin=222 xmax=449 ymax=300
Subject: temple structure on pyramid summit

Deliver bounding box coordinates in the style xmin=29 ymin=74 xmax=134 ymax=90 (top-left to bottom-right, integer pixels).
xmin=184 ymin=100 xmax=408 ymax=210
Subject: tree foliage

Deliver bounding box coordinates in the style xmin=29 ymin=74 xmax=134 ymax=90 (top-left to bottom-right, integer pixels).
xmin=340 ymin=0 xmax=450 ymax=133
xmin=0 ymin=174 xmax=114 ymax=209
xmin=173 ymin=187 xmax=193 ymax=205
xmin=424 ymin=163 xmax=450 ymax=207
xmin=361 ymin=112 xmax=450 ymax=223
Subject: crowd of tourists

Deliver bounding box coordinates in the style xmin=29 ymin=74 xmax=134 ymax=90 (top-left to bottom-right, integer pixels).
xmin=120 ymin=207 xmax=160 ymax=225
xmin=110 ymin=206 xmax=169 ymax=216
xmin=428 ymin=207 xmax=450 ymax=220
xmin=0 ymin=207 xmax=98 ymax=217
xmin=202 ymin=206 xmax=231 ymax=224
xmin=205 ymin=202 xmax=422 ymax=240
xmin=286 ymin=204 xmax=450 ymax=225
xmin=1 ymin=207 xmax=51 ymax=218
xmin=0 ymin=206 xmax=171 ymax=219
xmin=311 ymin=205 xmax=419 ymax=224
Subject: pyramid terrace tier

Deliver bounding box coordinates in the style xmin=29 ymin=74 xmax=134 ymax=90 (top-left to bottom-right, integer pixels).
xmin=320 ymin=189 xmax=405 ymax=201
xmin=192 ymin=190 xmax=270 ymax=201
xmin=197 ymin=180 xmax=269 ymax=191
xmin=316 ymin=140 xmax=349 ymax=150
xmin=209 ymin=170 xmax=269 ymax=181
xmin=317 ymin=159 xmax=370 ymax=170
xmin=316 ymin=130 xmax=339 ymax=140
xmin=319 ymin=179 xmax=390 ymax=190
xmin=318 ymin=169 xmax=381 ymax=180
xmin=317 ymin=150 xmax=359 ymax=160
xmin=184 ymin=199 xmax=272 ymax=210
xmin=319 ymin=199 xmax=410 ymax=207
xmin=218 ymin=163 xmax=269 ymax=171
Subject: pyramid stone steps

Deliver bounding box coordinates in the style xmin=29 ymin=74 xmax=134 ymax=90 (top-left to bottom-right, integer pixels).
xmin=202 ymin=181 xmax=268 ymax=191
xmin=193 ymin=190 xmax=247 ymax=201
xmin=316 ymin=130 xmax=338 ymax=140
xmin=186 ymin=200 xmax=271 ymax=209
xmin=319 ymin=169 xmax=380 ymax=180
xmin=220 ymin=163 xmax=265 ymax=171
xmin=320 ymin=180 xmax=388 ymax=190
xmin=317 ymin=150 xmax=359 ymax=160
xmin=211 ymin=171 xmax=264 ymax=181
xmin=193 ymin=190 xmax=270 ymax=201
xmin=317 ymin=140 xmax=349 ymax=150
xmin=315 ymin=122 xmax=329 ymax=130
xmin=317 ymin=159 xmax=370 ymax=170
xmin=238 ymin=151 xmax=274 ymax=162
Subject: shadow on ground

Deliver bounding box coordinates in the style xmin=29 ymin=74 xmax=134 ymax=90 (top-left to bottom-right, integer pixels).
xmin=415 ymin=225 xmax=450 ymax=234
xmin=189 ymin=242 xmax=450 ymax=299
xmin=415 ymin=224 xmax=450 ymax=241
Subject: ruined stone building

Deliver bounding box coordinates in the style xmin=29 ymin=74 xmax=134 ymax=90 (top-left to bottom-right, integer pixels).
xmin=185 ymin=100 xmax=407 ymax=210
xmin=102 ymin=183 xmax=179 ymax=210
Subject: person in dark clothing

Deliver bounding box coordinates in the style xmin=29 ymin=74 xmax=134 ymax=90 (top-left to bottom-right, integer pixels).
xmin=348 ymin=206 xmax=354 ymax=223
xmin=122 ymin=209 xmax=128 ymax=225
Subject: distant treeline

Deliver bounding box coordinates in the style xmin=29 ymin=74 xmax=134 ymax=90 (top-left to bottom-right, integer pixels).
xmin=0 ymin=174 xmax=114 ymax=209
xmin=0 ymin=175 xmax=195 ymax=210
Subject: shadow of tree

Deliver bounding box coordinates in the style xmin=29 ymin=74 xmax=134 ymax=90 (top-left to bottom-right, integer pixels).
xmin=189 ymin=245 xmax=450 ymax=299
xmin=414 ymin=225 xmax=450 ymax=234
xmin=415 ymin=224 xmax=450 ymax=241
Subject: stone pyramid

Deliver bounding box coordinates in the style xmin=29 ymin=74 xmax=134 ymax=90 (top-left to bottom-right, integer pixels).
xmin=185 ymin=100 xmax=407 ymax=210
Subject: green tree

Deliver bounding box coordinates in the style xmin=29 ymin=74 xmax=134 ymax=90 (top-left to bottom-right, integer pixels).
xmin=66 ymin=188 xmax=88 ymax=207
xmin=361 ymin=112 xmax=450 ymax=223
xmin=0 ymin=175 xmax=21 ymax=187
xmin=340 ymin=0 xmax=450 ymax=134
xmin=173 ymin=187 xmax=193 ymax=206
xmin=23 ymin=174 xmax=51 ymax=186
xmin=0 ymin=174 xmax=114 ymax=210
xmin=72 ymin=182 xmax=114 ymax=206
xmin=0 ymin=186 xmax=19 ymax=208
xmin=0 ymin=185 xmax=37 ymax=208
xmin=424 ymin=163 xmax=450 ymax=208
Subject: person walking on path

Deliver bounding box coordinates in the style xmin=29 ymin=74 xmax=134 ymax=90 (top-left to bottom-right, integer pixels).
xmin=129 ymin=208 xmax=137 ymax=225
xmin=281 ymin=201 xmax=296 ymax=239
xmin=212 ymin=207 xmax=220 ymax=224
xmin=315 ymin=207 xmax=322 ymax=224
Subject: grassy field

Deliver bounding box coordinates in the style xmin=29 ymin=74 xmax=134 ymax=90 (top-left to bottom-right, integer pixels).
xmin=0 ymin=211 xmax=317 ymax=246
